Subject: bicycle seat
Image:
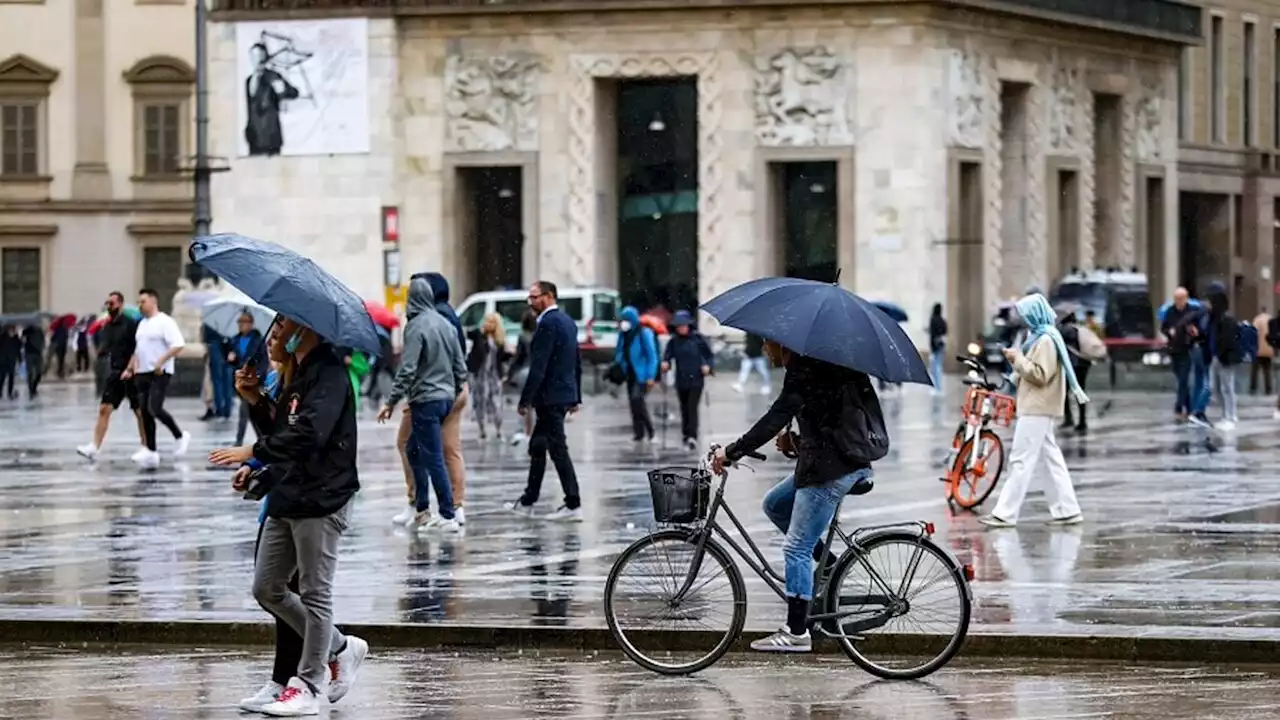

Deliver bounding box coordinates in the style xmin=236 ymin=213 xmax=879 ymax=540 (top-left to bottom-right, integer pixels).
xmin=847 ymin=476 xmax=874 ymax=496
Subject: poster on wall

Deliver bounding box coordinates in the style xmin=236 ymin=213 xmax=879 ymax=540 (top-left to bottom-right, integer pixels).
xmin=235 ymin=18 xmax=370 ymax=157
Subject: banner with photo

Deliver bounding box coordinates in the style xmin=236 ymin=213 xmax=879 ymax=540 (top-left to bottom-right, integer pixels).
xmin=234 ymin=18 xmax=370 ymax=157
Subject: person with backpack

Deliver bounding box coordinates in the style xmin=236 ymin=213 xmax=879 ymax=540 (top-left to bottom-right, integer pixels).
xmin=660 ymin=310 xmax=713 ymax=449
xmin=615 ymin=305 xmax=660 ymax=442
xmin=1250 ymin=308 xmax=1273 ymax=396
xmin=1058 ymin=313 xmax=1100 ymax=433
xmin=1199 ymin=282 xmax=1241 ymax=430
xmin=711 ymin=339 xmax=885 ymax=653
xmin=980 ymin=293 xmax=1086 ymax=529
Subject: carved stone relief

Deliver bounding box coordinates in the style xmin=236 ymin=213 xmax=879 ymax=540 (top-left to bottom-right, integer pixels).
xmin=1134 ymin=69 xmax=1164 ymax=162
xmin=444 ymin=55 xmax=540 ymax=153
xmin=1047 ymin=64 xmax=1079 ymax=153
xmin=754 ymin=47 xmax=853 ymax=147
xmin=947 ymin=49 xmax=986 ymax=149
xmin=567 ymin=53 xmax=723 ymax=293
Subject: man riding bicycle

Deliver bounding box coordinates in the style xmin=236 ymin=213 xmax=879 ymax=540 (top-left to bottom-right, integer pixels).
xmin=712 ymin=339 xmax=884 ymax=652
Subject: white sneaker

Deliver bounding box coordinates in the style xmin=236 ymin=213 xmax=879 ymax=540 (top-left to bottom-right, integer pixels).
xmin=238 ymin=680 xmax=284 ymax=713
xmin=173 ymin=431 xmax=191 ymax=457
xmin=454 ymin=506 xmax=466 ymax=525
xmin=76 ymin=443 xmax=99 ymax=461
xmin=391 ymin=504 xmax=415 ymax=525
xmin=130 ymin=447 xmax=149 ymax=462
xmin=327 ymin=636 xmax=368 ymax=704
xmin=546 ymin=505 xmax=584 ymax=523
xmin=422 ymin=516 xmax=463 ymax=533
xmin=134 ymin=450 xmax=160 ymax=470
xmin=749 ymin=627 xmax=812 ymax=653
xmin=1218 ymin=419 xmax=1237 ymax=432
xmin=506 ymin=499 xmax=536 ymax=518
xmin=403 ymin=510 xmax=429 ymax=529
xmin=760 ymin=386 xmax=772 ymax=396
xmin=731 ymin=383 xmax=744 ymax=394
xmin=260 ymin=677 xmax=319 ymax=717
xmin=510 ymin=432 xmax=528 ymax=446
xmin=1273 ymin=409 xmax=1280 ymax=421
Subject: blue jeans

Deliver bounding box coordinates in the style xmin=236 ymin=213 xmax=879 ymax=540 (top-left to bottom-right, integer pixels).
xmin=408 ymin=399 xmax=455 ymax=518
xmin=761 ymin=469 xmax=868 ymax=600
xmin=929 ymin=349 xmax=944 ymax=390
xmin=210 ymin=357 xmax=233 ymax=417
xmin=1171 ymin=353 xmax=1192 ymax=414
xmin=1191 ymin=350 xmax=1210 ymax=414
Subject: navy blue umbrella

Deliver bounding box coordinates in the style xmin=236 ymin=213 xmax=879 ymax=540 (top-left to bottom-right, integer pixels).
xmin=189 ymin=234 xmax=382 ymax=356
xmin=701 ymin=277 xmax=931 ymax=385
xmin=872 ymin=301 xmax=909 ymax=323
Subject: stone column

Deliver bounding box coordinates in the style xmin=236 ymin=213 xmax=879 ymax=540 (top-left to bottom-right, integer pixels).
xmin=72 ymin=0 xmax=110 ymax=198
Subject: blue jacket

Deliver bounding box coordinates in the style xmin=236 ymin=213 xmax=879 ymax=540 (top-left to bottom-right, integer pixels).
xmin=519 ymin=307 xmax=582 ymax=408
xmin=663 ymin=332 xmax=713 ymax=390
xmin=416 ymin=272 xmax=467 ymax=355
xmin=615 ymin=306 xmax=659 ymax=384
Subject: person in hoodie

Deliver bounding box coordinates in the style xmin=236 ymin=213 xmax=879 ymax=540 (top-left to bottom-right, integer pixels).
xmin=378 ymin=278 xmax=469 ymax=532
xmin=1199 ymin=282 xmax=1241 ymax=430
xmin=660 ymin=310 xmax=713 ymax=449
xmin=615 ymin=305 xmax=660 ymax=441
xmin=409 ymin=271 xmax=470 ymax=522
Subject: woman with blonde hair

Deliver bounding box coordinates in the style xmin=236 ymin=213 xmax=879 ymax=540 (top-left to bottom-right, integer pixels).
xmin=467 ymin=312 xmax=508 ymax=440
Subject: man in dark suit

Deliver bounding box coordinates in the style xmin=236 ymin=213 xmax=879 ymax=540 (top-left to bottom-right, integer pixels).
xmin=244 ymin=42 xmax=299 ymax=157
xmin=508 ymin=281 xmax=582 ymax=521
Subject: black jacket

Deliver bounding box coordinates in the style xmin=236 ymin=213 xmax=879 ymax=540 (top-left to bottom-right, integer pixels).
xmin=929 ymin=315 xmax=948 ymax=352
xmin=1161 ymin=303 xmax=1204 ymax=356
xmin=96 ymin=313 xmax=139 ymax=373
xmin=0 ymin=333 xmax=20 ymax=364
xmin=249 ymin=344 xmax=359 ymax=518
xmin=663 ymin=332 xmax=713 ymax=390
xmin=743 ymin=333 xmax=765 ymax=359
xmin=1206 ymin=290 xmax=1241 ymax=366
xmin=518 ymin=308 xmax=582 ymax=408
xmin=726 ymin=355 xmax=871 ymax=488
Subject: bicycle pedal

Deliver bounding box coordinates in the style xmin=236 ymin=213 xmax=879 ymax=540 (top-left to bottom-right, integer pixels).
xmin=937 ymin=477 xmax=950 ymax=482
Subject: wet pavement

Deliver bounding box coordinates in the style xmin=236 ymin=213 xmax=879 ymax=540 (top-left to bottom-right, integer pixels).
xmin=2 ymin=645 xmax=1278 ymax=719
xmin=2 ymin=376 xmax=1280 ymax=641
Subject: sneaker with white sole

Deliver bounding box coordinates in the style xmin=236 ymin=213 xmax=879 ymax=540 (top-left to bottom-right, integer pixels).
xmin=130 ymin=447 xmax=149 ymax=462
xmin=421 ymin=516 xmax=463 ymax=533
xmin=173 ymin=430 xmax=191 ymax=457
xmin=403 ymin=510 xmax=429 ymax=529
xmin=454 ymin=506 xmax=466 ymax=525
xmin=327 ymin=636 xmax=368 ymax=704
xmin=506 ymin=499 xmax=536 ymax=518
xmin=546 ymin=505 xmax=584 ymax=523
xmin=260 ymin=677 xmax=319 ymax=717
xmin=510 ymin=432 xmax=528 ymax=447
xmin=749 ymin=627 xmax=812 ymax=653
xmin=238 ymin=680 xmax=284 ymax=713
xmin=134 ymin=449 xmax=160 ymax=470
xmin=731 ymin=383 xmax=745 ymax=394
xmin=1217 ymin=419 xmax=1237 ymax=432
xmin=978 ymin=514 xmax=1016 ymax=529
xmin=391 ymin=504 xmax=415 ymax=525
xmin=1046 ymin=514 xmax=1084 ymax=526
xmin=76 ymin=443 xmax=99 ymax=461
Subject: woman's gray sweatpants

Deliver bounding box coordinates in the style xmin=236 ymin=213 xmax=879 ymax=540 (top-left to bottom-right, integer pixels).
xmin=252 ymin=500 xmax=352 ymax=691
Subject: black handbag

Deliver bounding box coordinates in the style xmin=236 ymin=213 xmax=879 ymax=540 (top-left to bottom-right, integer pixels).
xmin=604 ymin=361 xmax=627 ymax=386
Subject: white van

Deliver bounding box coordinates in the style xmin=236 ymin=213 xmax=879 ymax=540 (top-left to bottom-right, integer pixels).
xmin=455 ymin=286 xmax=622 ymax=363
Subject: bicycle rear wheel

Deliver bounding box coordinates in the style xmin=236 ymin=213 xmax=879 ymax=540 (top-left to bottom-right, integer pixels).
xmin=826 ymin=531 xmax=971 ymax=680
xmin=950 ymin=429 xmax=1005 ymax=509
xmin=604 ymin=529 xmax=746 ymax=675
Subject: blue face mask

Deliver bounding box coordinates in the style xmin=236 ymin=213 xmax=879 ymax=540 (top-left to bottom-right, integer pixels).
xmin=284 ymin=329 xmax=304 ymax=354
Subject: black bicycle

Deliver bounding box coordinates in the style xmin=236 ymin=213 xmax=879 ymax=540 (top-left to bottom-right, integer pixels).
xmin=604 ymin=447 xmax=973 ymax=678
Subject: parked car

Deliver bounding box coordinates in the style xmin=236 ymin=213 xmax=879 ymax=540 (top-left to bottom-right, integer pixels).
xmin=455 ymin=286 xmax=622 ymax=364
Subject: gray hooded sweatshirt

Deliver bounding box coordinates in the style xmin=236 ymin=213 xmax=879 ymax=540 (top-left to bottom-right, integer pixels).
xmin=386 ymin=278 xmax=468 ymax=408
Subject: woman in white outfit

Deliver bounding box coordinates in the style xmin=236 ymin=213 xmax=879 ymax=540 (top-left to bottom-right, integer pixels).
xmin=980 ymin=293 xmax=1086 ymax=528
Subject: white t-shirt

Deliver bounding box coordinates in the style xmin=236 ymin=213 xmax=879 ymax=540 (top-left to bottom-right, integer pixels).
xmin=134 ymin=313 xmax=185 ymax=374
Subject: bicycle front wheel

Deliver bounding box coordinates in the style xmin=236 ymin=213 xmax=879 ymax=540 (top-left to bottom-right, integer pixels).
xmin=950 ymin=429 xmax=1005 ymax=509
xmin=826 ymin=531 xmax=971 ymax=680
xmin=604 ymin=529 xmax=746 ymax=675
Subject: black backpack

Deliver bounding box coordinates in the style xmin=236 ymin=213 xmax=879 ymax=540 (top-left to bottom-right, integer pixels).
xmin=1267 ymin=316 xmax=1280 ymax=350
xmin=827 ymin=372 xmax=890 ymax=463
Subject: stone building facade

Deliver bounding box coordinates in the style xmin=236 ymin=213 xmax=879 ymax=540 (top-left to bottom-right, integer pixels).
xmin=0 ymin=0 xmax=198 ymax=315
xmin=207 ymin=1 xmax=1197 ymax=346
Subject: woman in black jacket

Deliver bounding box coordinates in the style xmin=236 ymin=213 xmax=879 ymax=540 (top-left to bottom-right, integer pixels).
xmin=210 ymin=316 xmax=368 ymax=715
xmin=711 ymin=341 xmax=881 ymax=654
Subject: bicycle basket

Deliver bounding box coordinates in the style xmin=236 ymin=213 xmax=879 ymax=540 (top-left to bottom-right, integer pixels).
xmin=647 ymin=466 xmax=712 ymax=524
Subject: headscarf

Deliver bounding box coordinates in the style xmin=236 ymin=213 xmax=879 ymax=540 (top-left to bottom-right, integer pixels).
xmin=1016 ymin=293 xmax=1088 ymax=404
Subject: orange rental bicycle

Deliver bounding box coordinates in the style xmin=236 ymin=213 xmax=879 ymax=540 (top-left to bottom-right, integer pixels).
xmin=941 ymin=355 xmax=1015 ymax=511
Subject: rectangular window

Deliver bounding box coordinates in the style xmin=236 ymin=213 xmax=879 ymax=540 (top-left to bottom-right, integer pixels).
xmin=142 ymin=247 xmax=183 ymax=313
xmin=1211 ymin=15 xmax=1225 ymax=143
xmin=1245 ymin=21 xmax=1257 ymax=146
xmin=1178 ymin=48 xmax=1191 ymax=141
xmin=0 ymin=103 xmax=39 ymax=176
xmin=143 ymin=103 xmax=182 ymax=176
xmin=1 ymin=248 xmax=41 ymax=313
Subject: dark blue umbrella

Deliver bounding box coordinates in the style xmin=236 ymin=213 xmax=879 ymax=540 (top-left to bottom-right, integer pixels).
xmin=189 ymin=234 xmax=382 ymax=356
xmin=701 ymin=277 xmax=931 ymax=385
xmin=872 ymin=301 xmax=909 ymax=323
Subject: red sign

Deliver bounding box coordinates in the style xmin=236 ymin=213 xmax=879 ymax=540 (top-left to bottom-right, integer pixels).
xmin=381 ymin=206 xmax=399 ymax=245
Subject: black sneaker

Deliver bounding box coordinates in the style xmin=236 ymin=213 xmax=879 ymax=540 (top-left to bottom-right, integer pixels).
xmin=1188 ymin=413 xmax=1213 ymax=429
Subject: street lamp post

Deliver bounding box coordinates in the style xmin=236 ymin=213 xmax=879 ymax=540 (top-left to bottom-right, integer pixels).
xmin=188 ymin=0 xmax=216 ymax=284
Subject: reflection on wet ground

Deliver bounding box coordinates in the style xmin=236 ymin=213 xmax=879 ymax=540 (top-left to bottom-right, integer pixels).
xmin=2 ymin=645 xmax=1279 ymax=719
xmin=2 ymin=378 xmax=1280 ymax=639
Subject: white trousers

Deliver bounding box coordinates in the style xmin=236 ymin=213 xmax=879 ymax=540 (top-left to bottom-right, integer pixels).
xmin=991 ymin=415 xmax=1081 ymax=523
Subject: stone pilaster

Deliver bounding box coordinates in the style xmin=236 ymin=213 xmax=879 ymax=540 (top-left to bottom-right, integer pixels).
xmin=1118 ymin=72 xmax=1139 ymax=267
xmin=1077 ymin=89 xmax=1097 ymax=271
xmin=72 ymin=0 xmax=110 ymax=198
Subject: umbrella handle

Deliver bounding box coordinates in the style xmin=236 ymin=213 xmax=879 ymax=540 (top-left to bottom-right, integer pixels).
xmin=188 ymin=241 xmax=205 ymax=263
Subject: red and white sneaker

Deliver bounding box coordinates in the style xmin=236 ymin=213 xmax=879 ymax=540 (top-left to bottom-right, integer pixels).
xmin=237 ymin=680 xmax=284 ymax=713
xmin=327 ymin=636 xmax=368 ymax=704
xmin=260 ymin=677 xmax=320 ymax=717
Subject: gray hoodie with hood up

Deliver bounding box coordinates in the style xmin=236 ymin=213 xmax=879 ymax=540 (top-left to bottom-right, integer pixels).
xmin=386 ymin=278 xmax=468 ymax=408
